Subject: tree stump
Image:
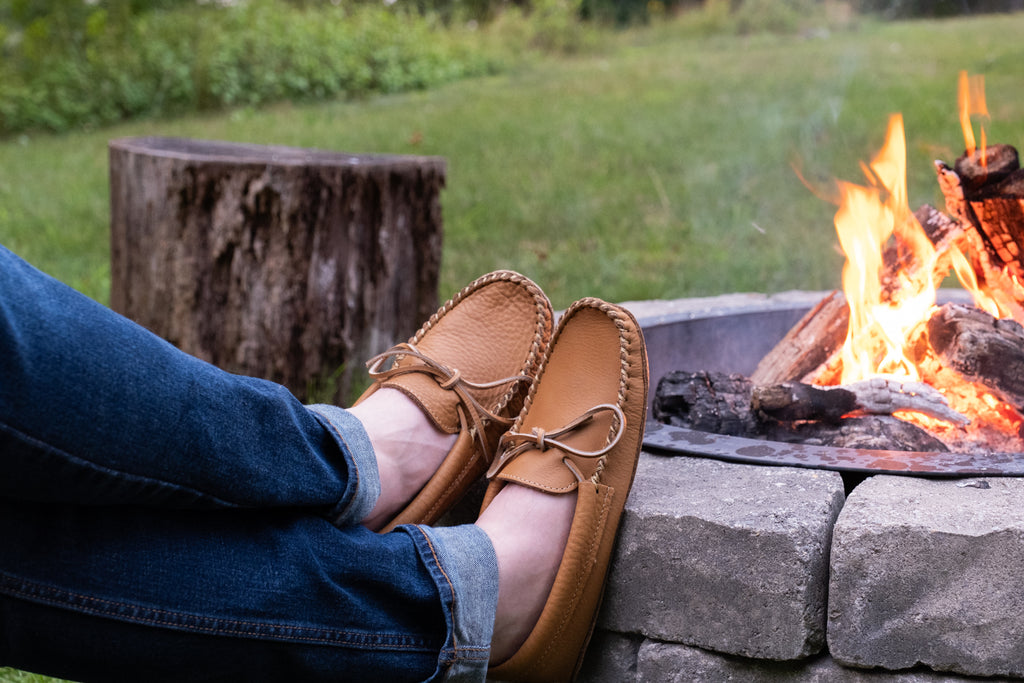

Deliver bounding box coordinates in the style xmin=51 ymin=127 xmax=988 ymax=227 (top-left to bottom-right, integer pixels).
xmin=109 ymin=136 xmax=445 ymax=405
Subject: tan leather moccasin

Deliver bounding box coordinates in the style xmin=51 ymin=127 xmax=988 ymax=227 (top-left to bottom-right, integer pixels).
xmin=482 ymin=297 xmax=649 ymax=682
xmin=355 ymin=271 xmax=553 ymax=533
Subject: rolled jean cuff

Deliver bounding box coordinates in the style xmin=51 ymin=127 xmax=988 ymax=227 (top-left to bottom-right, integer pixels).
xmin=306 ymin=404 xmax=380 ymax=527
xmin=406 ymin=524 xmax=498 ymax=683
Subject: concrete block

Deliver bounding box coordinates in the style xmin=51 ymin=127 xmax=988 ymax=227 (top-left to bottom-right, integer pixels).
xmin=601 ymin=452 xmax=845 ymax=660
xmin=828 ymin=475 xmax=1024 ymax=679
xmin=576 ymin=630 xmax=641 ymax=683
xmin=635 ymin=640 xmax=979 ymax=682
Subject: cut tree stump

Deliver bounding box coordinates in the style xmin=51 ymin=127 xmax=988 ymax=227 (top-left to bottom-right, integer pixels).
xmin=109 ymin=137 xmax=445 ymax=404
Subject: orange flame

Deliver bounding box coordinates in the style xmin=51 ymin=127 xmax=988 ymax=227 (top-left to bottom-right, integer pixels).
xmin=825 ymin=82 xmax=1024 ymax=445
xmin=959 ymin=70 xmax=989 ymax=164
xmin=836 ymin=114 xmax=937 ymax=384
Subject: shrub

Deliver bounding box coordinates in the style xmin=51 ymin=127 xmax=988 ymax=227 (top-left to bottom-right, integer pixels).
xmin=0 ymin=0 xmax=505 ymax=136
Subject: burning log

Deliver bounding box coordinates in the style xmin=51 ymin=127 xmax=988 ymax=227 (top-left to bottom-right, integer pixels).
xmin=653 ymin=370 xmax=958 ymax=451
xmin=751 ymin=290 xmax=848 ymax=386
xmin=912 ymin=302 xmax=1024 ymax=409
xmin=752 ymin=378 xmax=968 ymax=426
xmin=936 ymin=145 xmax=1024 ymax=319
xmin=752 ymin=205 xmax=968 ymax=386
xmin=948 ymin=144 xmax=1019 ymax=195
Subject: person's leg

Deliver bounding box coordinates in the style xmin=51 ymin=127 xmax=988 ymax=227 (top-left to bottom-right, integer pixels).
xmin=0 ymin=498 xmax=498 ymax=683
xmin=0 ymin=247 xmax=633 ymax=681
xmin=0 ymin=248 xmax=513 ymax=681
xmin=0 ymin=373 xmax=497 ymax=682
xmin=0 ymin=245 xmax=376 ymax=523
xmin=474 ymin=484 xmax=574 ymax=664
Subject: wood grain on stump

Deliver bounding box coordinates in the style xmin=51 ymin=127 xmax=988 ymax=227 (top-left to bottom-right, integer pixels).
xmin=109 ymin=136 xmax=445 ymax=404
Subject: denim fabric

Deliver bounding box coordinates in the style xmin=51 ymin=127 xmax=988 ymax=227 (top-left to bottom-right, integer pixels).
xmin=0 ymin=245 xmax=498 ymax=682
xmin=415 ymin=525 xmax=498 ymax=681
xmin=306 ymin=404 xmax=380 ymax=527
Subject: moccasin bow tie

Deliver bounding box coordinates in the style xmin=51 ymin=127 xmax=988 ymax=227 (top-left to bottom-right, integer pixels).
xmin=485 ymin=403 xmax=626 ymax=481
xmin=366 ymin=342 xmax=532 ymax=464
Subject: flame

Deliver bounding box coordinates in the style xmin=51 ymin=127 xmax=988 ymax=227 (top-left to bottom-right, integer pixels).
xmin=823 ymin=79 xmax=1024 ymax=446
xmin=949 ymin=245 xmax=1005 ymax=318
xmin=836 ymin=114 xmax=937 ymax=384
xmin=959 ymin=70 xmax=989 ymax=164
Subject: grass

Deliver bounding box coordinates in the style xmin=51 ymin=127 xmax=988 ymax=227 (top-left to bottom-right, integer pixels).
xmin=0 ymin=671 xmax=71 ymax=683
xmin=2 ymin=14 xmax=1024 ymax=680
xmin=3 ymin=14 xmax=1024 ymax=311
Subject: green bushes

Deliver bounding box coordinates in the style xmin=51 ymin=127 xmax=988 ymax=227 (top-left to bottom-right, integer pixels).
xmin=3 ymin=0 xmax=975 ymax=137
xmin=0 ymin=1 xmax=503 ymax=135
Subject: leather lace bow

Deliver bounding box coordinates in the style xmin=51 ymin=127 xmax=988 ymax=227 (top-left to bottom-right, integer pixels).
xmin=366 ymin=342 xmax=531 ymax=464
xmin=485 ymin=403 xmax=627 ymax=480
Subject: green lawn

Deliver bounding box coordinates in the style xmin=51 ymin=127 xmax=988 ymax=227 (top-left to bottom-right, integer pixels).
xmin=2 ymin=12 xmax=1024 ymax=682
xmin=4 ymin=14 xmax=1024 ymax=310
xmin=0 ymin=672 xmax=71 ymax=683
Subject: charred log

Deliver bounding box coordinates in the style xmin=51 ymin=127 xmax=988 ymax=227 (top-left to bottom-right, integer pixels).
xmin=653 ymin=371 xmax=758 ymax=437
xmin=654 ymin=370 xmax=965 ymax=449
xmin=914 ymin=303 xmax=1024 ymax=408
xmin=768 ymin=416 xmax=949 ymax=452
xmin=751 ymin=382 xmax=856 ymax=422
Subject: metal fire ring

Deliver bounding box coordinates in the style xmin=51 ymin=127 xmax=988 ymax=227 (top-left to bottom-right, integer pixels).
xmin=643 ymin=420 xmax=1024 ymax=477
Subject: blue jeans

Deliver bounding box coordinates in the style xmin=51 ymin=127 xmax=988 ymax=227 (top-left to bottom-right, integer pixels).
xmin=0 ymin=245 xmax=498 ymax=682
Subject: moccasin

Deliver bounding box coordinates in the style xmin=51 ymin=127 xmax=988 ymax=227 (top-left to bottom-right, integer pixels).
xmin=482 ymin=297 xmax=648 ymax=682
xmin=355 ymin=271 xmax=553 ymax=532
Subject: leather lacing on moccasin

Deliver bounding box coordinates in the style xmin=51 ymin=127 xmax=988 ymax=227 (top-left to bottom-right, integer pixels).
xmin=366 ymin=341 xmax=533 ymax=465
xmin=410 ymin=270 xmax=551 ymax=418
xmin=485 ymin=403 xmax=626 ymax=483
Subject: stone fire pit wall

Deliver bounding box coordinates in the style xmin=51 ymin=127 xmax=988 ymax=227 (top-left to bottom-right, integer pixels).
xmin=572 ymin=293 xmax=1024 ymax=682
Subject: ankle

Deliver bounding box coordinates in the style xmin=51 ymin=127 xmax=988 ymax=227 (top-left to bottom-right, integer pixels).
xmin=350 ymin=388 xmax=457 ymax=530
xmin=477 ymin=484 xmax=575 ymax=664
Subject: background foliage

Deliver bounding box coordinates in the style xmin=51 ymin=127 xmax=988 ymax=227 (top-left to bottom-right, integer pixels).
xmin=2 ymin=0 xmax=1010 ymax=137
xmin=0 ymin=0 xmax=504 ymax=135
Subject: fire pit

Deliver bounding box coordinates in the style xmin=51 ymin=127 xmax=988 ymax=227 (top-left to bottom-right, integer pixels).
xmin=573 ymin=293 xmax=1024 ymax=682
xmin=640 ymin=74 xmax=1024 ymax=476
xmin=638 ymin=291 xmax=1024 ymax=478
xmin=576 ymin=74 xmax=1024 ymax=681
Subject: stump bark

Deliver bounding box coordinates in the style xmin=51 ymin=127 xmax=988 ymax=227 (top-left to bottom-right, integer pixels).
xmin=109 ymin=136 xmax=445 ymax=404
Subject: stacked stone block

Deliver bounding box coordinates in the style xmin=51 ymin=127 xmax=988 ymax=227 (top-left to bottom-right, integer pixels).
xmin=828 ymin=475 xmax=1024 ymax=679
xmin=577 ymin=451 xmax=1024 ymax=681
xmin=600 ymin=453 xmax=844 ymax=659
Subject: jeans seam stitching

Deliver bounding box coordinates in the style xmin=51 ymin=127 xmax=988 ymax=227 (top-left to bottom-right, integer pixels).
xmin=413 ymin=526 xmax=491 ymax=662
xmin=0 ymin=572 xmax=432 ymax=649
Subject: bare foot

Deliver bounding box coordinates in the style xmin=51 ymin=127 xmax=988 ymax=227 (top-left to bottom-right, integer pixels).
xmin=475 ymin=483 xmax=575 ymax=664
xmin=349 ymin=388 xmax=456 ymax=531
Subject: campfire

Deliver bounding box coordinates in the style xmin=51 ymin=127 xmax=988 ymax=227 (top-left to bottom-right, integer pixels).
xmin=655 ymin=72 xmax=1024 ymax=457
